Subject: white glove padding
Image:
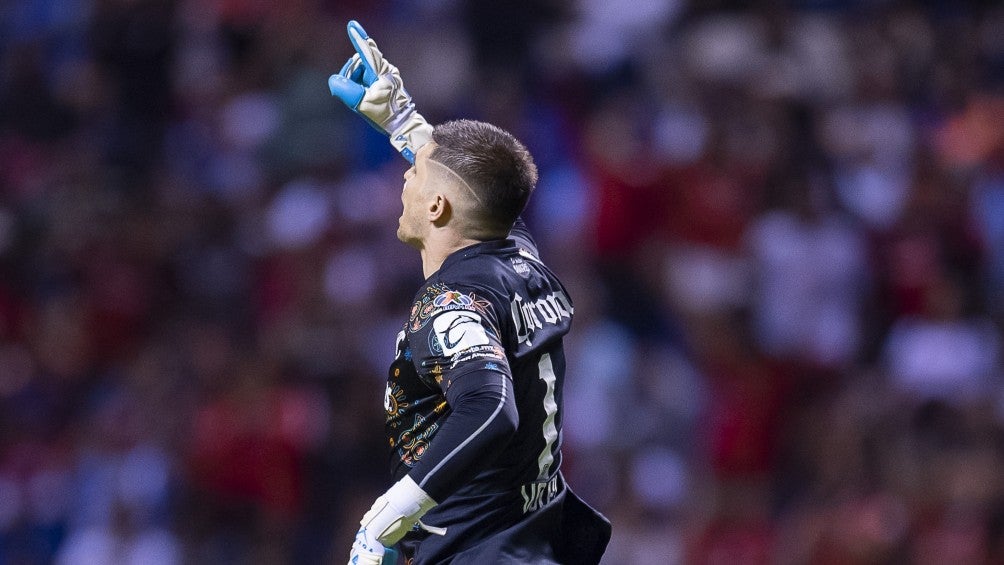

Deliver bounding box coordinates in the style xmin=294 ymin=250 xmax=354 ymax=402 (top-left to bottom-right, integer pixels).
xmin=359 ymin=475 xmax=437 ymax=547
xmin=349 ymin=526 xmax=385 ymax=565
xmin=328 ymin=20 xmax=433 ymax=163
xmin=349 ymin=528 xmax=402 ymax=565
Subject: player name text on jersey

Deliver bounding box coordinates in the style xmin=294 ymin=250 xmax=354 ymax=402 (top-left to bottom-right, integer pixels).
xmin=520 ymin=474 xmax=561 ymax=514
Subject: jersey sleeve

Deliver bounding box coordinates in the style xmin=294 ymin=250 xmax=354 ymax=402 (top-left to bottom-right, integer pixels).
xmin=403 ymin=283 xmax=518 ymax=501
xmin=407 ymin=283 xmax=510 ymax=393
xmin=406 ymin=368 xmax=518 ymax=502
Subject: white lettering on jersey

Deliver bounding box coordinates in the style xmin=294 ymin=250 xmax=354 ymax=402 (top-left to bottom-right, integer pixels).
xmin=433 ymin=311 xmax=491 ymax=356
xmin=511 ymin=291 xmax=573 ymax=346
xmin=520 ymin=474 xmax=560 ymax=514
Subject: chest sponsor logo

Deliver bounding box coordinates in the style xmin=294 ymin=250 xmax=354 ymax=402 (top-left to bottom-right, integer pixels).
xmin=511 ymin=291 xmax=573 ymax=346
xmin=433 ymin=310 xmax=491 ymax=356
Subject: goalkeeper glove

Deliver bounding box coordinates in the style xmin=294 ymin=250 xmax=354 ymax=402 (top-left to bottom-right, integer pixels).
xmin=361 ymin=475 xmax=437 ymax=545
xmin=348 ymin=529 xmax=398 ymax=565
xmin=348 ymin=475 xmax=437 ymax=565
xmin=328 ymin=20 xmax=433 ymax=163
xmin=349 ymin=527 xmax=384 ymax=565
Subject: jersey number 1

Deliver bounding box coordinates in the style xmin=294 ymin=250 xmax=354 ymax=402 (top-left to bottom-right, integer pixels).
xmin=535 ymin=353 xmax=559 ymax=480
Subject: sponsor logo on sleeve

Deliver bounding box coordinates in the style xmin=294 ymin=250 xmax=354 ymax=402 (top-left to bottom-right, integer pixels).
xmin=446 ymin=345 xmax=505 ymax=370
xmin=409 ymin=283 xmax=491 ymax=332
xmin=433 ymin=310 xmax=490 ymax=356
xmin=433 ymin=291 xmax=472 ymax=308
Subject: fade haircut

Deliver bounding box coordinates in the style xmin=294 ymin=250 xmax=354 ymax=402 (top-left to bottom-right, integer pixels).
xmin=429 ymin=120 xmax=538 ymax=240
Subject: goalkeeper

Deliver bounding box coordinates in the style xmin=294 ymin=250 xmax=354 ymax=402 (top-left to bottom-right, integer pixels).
xmin=329 ymin=21 xmax=611 ymax=565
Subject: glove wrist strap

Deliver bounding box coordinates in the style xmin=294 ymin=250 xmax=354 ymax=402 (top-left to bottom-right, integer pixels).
xmin=361 ymin=476 xmax=437 ymax=544
xmin=389 ymin=114 xmax=434 ymax=163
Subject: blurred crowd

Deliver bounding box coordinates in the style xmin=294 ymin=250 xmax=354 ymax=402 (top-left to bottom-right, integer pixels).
xmin=1 ymin=0 xmax=1004 ymax=563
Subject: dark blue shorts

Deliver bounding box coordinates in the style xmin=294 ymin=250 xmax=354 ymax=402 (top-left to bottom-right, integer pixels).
xmin=396 ymin=475 xmax=610 ymax=564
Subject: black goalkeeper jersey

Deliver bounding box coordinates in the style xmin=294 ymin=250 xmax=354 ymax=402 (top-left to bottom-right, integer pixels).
xmin=385 ymin=220 xmax=571 ymax=502
xmin=385 ymin=220 xmax=610 ymax=564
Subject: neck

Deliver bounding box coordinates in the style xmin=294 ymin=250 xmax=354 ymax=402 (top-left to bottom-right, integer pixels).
xmin=418 ymin=230 xmax=481 ymax=279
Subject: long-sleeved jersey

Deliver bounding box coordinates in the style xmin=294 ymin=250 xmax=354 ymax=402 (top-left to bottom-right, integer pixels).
xmin=385 ymin=219 xmax=571 ymax=505
xmin=385 ymin=221 xmax=610 ymax=564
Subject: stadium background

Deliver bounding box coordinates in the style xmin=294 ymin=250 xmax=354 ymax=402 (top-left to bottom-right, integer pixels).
xmin=1 ymin=0 xmax=1003 ymax=563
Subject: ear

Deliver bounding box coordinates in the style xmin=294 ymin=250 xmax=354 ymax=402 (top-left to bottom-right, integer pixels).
xmin=427 ymin=193 xmax=451 ymax=226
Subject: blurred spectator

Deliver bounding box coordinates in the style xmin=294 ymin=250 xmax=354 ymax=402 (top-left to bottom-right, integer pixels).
xmin=747 ymin=175 xmax=868 ymax=368
xmin=882 ymin=272 xmax=1000 ymax=403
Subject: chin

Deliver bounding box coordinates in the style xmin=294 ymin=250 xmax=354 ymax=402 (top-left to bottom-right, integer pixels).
xmin=396 ymin=228 xmax=413 ymax=246
xmin=397 ymin=230 xmax=422 ymax=250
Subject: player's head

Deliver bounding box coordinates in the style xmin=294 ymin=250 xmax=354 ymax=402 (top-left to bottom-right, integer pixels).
xmin=439 ymin=120 xmax=539 ymax=233
xmin=397 ymin=120 xmax=537 ymax=247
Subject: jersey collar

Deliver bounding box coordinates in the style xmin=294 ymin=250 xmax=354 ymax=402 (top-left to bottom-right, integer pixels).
xmin=438 ymin=238 xmax=515 ymax=273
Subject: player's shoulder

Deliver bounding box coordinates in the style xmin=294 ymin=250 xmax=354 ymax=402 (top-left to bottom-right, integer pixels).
xmin=405 ymin=240 xmax=554 ymax=334
xmin=406 ymin=276 xmax=500 ymax=335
